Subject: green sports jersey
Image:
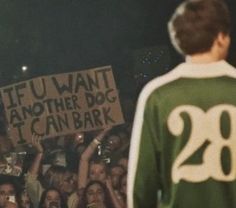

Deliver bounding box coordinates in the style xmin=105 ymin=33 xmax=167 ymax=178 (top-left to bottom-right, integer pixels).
xmin=128 ymin=60 xmax=236 ymax=208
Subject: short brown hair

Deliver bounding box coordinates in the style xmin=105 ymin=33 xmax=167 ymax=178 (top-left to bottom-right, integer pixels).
xmin=168 ymin=0 xmax=231 ymax=55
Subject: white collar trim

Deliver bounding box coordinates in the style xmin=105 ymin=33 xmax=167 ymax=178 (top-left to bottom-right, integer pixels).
xmin=173 ymin=60 xmax=236 ymax=78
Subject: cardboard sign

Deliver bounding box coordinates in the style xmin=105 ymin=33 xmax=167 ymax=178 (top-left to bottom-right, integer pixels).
xmin=0 ymin=66 xmax=124 ymax=145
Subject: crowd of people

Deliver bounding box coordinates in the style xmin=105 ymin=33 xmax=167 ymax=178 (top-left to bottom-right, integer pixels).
xmin=2 ymin=0 xmax=234 ymax=207
xmin=0 ymin=120 xmax=131 ymax=208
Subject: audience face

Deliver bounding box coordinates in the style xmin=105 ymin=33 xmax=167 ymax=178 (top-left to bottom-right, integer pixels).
xmin=60 ymin=171 xmax=77 ymax=194
xmin=74 ymin=133 xmax=84 ymax=144
xmin=118 ymin=158 xmax=128 ymax=171
xmin=89 ymin=163 xmax=107 ymax=183
xmin=0 ymin=183 xmax=16 ymax=207
xmin=107 ymin=135 xmax=121 ymax=151
xmin=86 ymin=183 xmax=105 ymax=208
xmin=43 ymin=190 xmax=61 ymax=208
xmin=110 ymin=166 xmax=125 ymax=189
xmin=20 ymin=191 xmax=31 ymax=208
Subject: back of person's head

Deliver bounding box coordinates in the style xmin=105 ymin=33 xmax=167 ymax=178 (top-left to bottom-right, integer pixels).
xmin=168 ymin=0 xmax=231 ymax=55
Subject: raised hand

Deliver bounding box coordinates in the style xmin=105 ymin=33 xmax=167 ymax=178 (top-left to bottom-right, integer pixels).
xmin=31 ymin=133 xmax=43 ymax=153
xmin=95 ymin=126 xmax=112 ymax=143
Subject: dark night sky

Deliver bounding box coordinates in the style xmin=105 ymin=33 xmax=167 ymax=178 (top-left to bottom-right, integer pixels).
xmin=0 ymin=0 xmax=235 ymax=91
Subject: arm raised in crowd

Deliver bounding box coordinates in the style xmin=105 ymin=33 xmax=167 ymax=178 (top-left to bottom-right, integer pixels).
xmin=25 ymin=134 xmax=44 ymax=208
xmin=78 ymin=127 xmax=111 ymax=189
xmin=29 ymin=134 xmax=44 ymax=176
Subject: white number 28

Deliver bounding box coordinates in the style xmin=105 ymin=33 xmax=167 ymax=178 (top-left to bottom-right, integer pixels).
xmin=167 ymin=104 xmax=236 ymax=183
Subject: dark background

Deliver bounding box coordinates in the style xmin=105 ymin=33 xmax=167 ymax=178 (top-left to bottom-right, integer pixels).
xmin=0 ymin=0 xmax=235 ymax=95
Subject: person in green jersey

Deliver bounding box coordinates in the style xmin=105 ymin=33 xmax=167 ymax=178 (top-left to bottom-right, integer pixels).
xmin=127 ymin=0 xmax=236 ymax=207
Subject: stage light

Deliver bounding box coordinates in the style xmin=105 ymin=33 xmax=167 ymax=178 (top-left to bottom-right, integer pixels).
xmin=22 ymin=65 xmax=28 ymax=72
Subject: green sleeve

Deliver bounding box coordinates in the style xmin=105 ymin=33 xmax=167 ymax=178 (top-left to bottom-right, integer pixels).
xmin=132 ymin=95 xmax=162 ymax=208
